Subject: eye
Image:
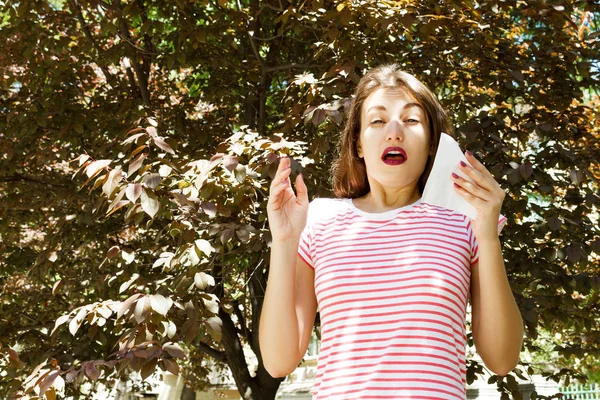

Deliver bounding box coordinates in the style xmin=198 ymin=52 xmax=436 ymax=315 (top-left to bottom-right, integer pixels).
xmin=406 ymin=118 xmax=419 ymax=123
xmin=371 ymin=119 xmax=385 ymax=125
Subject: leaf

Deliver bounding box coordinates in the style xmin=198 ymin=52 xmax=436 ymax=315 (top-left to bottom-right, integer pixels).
xmin=126 ymin=127 xmax=146 ymax=136
xmin=134 ymin=296 xmax=149 ymax=323
xmin=205 ymin=317 xmax=223 ymax=342
xmin=117 ymin=293 xmax=143 ymax=319
xmin=188 ymin=246 xmax=200 ymax=266
xmin=52 ymin=279 xmax=63 ymax=296
xmin=130 ymin=144 xmax=148 ymax=158
xmin=195 ymin=239 xmax=214 ymax=256
xmin=84 ymin=362 xmax=100 ymax=381
xmin=159 ymin=164 xmax=172 ymax=177
xmin=142 ymin=173 xmax=161 ymax=189
xmin=122 ymin=132 xmax=145 ymax=145
xmin=149 ymin=294 xmax=172 ymax=316
xmin=234 ymin=164 xmax=246 ymax=182
xmin=140 ymin=357 xmax=158 ymax=381
xmin=140 ymin=189 xmax=160 ymax=218
xmin=128 ymin=153 xmax=147 ymax=177
xmin=153 ymin=137 xmax=175 ymax=154
xmin=202 ymin=294 xmax=219 ymax=314
xmin=85 ymin=160 xmax=112 ymax=178
xmin=39 ymin=369 xmax=61 ymax=395
xmin=106 ymin=200 xmax=129 ymax=217
xmin=106 ymin=245 xmax=120 ymax=259
xmin=51 ymin=314 xmax=70 ymax=336
xmin=69 ymin=307 xmax=87 ymax=336
xmin=194 ymin=272 xmax=215 ymax=290
xmin=65 ymin=369 xmax=79 ymax=383
xmin=166 ymin=321 xmax=177 ymax=339
xmin=147 ymin=117 xmax=158 ymax=127
xmin=163 ymin=343 xmax=186 ymax=359
xmin=223 ymin=155 xmax=238 ymax=172
xmin=162 ymin=359 xmax=179 ymax=375
xmin=126 ymin=183 xmax=142 ymax=203
xmin=519 ymin=162 xmax=533 ymax=179
xmin=45 ymin=387 xmax=57 ymax=400
xmin=119 ymin=273 xmax=139 ymax=294
xmin=146 ymin=126 xmax=157 ymax=137
xmin=201 ymin=202 xmax=217 ymax=218
xmin=121 ymin=249 xmax=135 ymax=264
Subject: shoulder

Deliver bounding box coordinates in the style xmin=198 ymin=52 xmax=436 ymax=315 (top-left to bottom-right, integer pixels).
xmin=307 ymin=197 xmax=350 ymax=224
xmin=418 ymin=201 xmax=471 ymax=225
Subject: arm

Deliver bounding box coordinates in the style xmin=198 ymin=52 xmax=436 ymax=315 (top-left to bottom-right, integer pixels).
xmin=259 ymin=246 xmax=318 ymax=378
xmin=452 ymin=151 xmax=524 ymax=376
xmin=259 ymin=155 xmax=317 ymax=378
xmin=470 ymin=238 xmax=524 ymax=376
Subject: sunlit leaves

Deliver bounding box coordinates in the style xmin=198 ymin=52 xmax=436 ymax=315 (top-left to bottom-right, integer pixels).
xmin=140 ymin=189 xmax=159 ymax=218
xmin=4 ymin=0 xmax=600 ymax=398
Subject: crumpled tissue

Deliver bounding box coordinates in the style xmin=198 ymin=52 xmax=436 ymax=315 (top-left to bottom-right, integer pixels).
xmin=422 ymin=132 xmax=507 ymax=234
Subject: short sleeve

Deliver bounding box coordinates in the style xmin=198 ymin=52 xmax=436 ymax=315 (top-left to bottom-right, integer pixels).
xmin=467 ymin=215 xmax=509 ymax=266
xmin=297 ymin=199 xmax=319 ymax=269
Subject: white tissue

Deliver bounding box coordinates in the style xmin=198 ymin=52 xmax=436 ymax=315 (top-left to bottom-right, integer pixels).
xmin=422 ymin=133 xmax=507 ymax=234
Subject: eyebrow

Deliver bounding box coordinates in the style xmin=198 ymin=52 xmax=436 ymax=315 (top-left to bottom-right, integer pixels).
xmin=366 ymin=102 xmax=423 ymax=114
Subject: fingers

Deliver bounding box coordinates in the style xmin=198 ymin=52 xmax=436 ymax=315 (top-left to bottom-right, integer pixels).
xmin=457 ymin=159 xmax=496 ymax=193
xmin=268 ymin=177 xmax=292 ymax=204
xmin=465 ymin=151 xmax=493 ymax=179
xmin=270 ymin=157 xmax=292 ymax=189
xmin=295 ymin=173 xmax=309 ymax=206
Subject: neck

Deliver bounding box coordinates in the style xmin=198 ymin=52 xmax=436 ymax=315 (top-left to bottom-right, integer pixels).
xmin=356 ymin=185 xmax=421 ymax=213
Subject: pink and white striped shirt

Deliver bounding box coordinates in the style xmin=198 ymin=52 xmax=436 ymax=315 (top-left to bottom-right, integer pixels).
xmin=298 ymin=197 xmax=506 ymax=399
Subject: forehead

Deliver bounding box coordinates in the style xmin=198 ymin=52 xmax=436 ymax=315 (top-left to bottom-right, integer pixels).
xmin=362 ymin=87 xmax=422 ymax=114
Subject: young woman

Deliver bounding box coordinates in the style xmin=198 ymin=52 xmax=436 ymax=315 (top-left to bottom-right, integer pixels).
xmin=259 ymin=64 xmax=524 ymax=399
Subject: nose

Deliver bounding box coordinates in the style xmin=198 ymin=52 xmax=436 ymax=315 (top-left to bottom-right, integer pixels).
xmin=384 ymin=119 xmax=404 ymax=141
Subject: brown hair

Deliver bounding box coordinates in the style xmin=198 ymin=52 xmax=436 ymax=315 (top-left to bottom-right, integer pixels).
xmin=331 ymin=64 xmax=454 ymax=198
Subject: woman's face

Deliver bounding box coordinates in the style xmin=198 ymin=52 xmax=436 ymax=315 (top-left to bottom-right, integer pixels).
xmin=357 ymin=87 xmax=431 ymax=192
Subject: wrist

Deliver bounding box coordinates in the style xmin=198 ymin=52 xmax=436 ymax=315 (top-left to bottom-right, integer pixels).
xmin=477 ymin=236 xmax=501 ymax=247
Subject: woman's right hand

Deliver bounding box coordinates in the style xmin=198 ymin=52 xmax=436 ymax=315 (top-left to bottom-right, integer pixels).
xmin=267 ymin=156 xmax=309 ymax=242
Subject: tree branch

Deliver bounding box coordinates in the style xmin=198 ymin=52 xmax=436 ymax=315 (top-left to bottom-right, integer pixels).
xmin=114 ymin=0 xmax=151 ymax=106
xmin=233 ymin=298 xmax=253 ymax=349
xmin=0 ymin=173 xmax=69 ymax=189
xmin=196 ymin=342 xmax=226 ymax=362
xmin=135 ymin=0 xmax=156 ymax=82
xmin=264 ymin=63 xmax=319 ymax=73
xmin=68 ymin=0 xmax=116 ymax=86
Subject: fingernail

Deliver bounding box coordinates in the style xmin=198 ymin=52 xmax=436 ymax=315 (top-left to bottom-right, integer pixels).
xmin=454 ymin=183 xmax=460 ymax=188
xmin=466 ymin=150 xmax=472 ymax=157
xmin=452 ymin=173 xmax=459 ymax=179
xmin=460 ymin=161 xmax=467 ymax=167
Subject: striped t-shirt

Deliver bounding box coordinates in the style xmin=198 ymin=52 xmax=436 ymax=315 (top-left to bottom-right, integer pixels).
xmin=298 ymin=197 xmax=506 ymax=399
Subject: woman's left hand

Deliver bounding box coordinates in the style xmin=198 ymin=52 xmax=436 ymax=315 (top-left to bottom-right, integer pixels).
xmin=451 ymin=151 xmax=506 ymax=243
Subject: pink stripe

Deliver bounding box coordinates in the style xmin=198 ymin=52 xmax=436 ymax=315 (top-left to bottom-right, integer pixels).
xmin=319 ymin=292 xmax=466 ymax=321
xmin=316 ymin=378 xmax=463 ymax=398
xmin=323 ymin=311 xmax=465 ymax=335
xmin=316 ymin=271 xmax=467 ymax=299
xmin=315 ymin=262 xmax=470 ymax=294
xmin=316 ymin=241 xmax=470 ymax=266
xmin=321 ymin=302 xmax=465 ymax=329
xmin=314 ymin=233 xmax=470 ymax=258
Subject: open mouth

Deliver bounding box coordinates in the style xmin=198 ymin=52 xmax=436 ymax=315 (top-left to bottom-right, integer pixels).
xmin=381 ymin=147 xmax=407 ymax=165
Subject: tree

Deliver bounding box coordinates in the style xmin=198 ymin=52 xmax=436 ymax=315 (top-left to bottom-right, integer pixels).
xmin=1 ymin=0 xmax=599 ymax=399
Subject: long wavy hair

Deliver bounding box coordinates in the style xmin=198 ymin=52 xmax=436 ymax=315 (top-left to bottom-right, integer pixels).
xmin=331 ymin=64 xmax=454 ymax=198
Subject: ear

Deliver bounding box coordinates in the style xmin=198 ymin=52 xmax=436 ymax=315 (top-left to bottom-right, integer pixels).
xmin=357 ymin=142 xmax=363 ymax=158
